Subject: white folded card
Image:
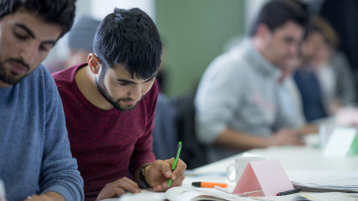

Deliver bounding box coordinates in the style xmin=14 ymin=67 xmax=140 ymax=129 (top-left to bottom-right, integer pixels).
xmin=323 ymin=127 xmax=358 ymax=157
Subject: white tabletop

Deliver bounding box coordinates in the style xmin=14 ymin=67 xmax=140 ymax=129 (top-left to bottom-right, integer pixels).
xmin=113 ymin=134 xmax=358 ymax=200
xmin=191 ymin=134 xmax=358 ymax=175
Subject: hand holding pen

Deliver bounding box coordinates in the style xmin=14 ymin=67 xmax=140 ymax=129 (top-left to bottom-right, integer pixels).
xmin=144 ymin=142 xmax=187 ymax=191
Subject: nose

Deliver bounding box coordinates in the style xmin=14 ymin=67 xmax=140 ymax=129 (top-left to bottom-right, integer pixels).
xmin=289 ymin=43 xmax=298 ymax=57
xmin=19 ymin=41 xmax=38 ymax=65
xmin=128 ymin=85 xmax=142 ymax=102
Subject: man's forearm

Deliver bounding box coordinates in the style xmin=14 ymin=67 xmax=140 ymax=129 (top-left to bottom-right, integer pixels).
xmin=214 ymin=128 xmax=271 ymax=150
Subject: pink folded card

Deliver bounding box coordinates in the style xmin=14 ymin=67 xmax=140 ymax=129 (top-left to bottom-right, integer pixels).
xmin=232 ymin=159 xmax=294 ymax=196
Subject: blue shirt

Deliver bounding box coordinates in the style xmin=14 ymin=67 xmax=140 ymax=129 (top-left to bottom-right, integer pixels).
xmin=293 ymin=68 xmax=328 ymax=122
xmin=0 ymin=65 xmax=84 ymax=201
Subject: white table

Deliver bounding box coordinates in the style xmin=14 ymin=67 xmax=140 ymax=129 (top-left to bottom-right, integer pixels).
xmin=192 ymin=145 xmax=358 ymax=175
xmin=184 ymin=134 xmax=358 ymax=195
xmin=115 ymin=134 xmax=358 ymax=200
xmin=191 ymin=134 xmax=358 ymax=175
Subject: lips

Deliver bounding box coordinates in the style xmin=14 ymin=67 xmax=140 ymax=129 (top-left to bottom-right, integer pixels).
xmin=124 ymin=100 xmax=136 ymax=105
xmin=11 ymin=63 xmax=26 ymax=74
xmin=5 ymin=59 xmax=30 ymax=76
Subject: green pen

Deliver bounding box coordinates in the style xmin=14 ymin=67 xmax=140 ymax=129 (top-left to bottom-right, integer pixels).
xmin=168 ymin=141 xmax=182 ymax=187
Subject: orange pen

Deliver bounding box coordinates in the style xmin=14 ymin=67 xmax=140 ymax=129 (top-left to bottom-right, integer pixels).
xmin=192 ymin=181 xmax=228 ymax=188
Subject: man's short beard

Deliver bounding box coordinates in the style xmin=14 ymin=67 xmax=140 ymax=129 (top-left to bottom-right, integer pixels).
xmin=0 ymin=63 xmax=26 ymax=85
xmin=96 ymin=77 xmax=124 ymax=111
xmin=95 ymin=75 xmax=142 ymax=111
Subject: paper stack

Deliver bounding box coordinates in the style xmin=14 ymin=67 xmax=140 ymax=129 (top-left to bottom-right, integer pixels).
xmin=288 ymin=170 xmax=358 ymax=193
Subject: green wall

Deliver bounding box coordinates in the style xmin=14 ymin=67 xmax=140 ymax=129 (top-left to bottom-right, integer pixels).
xmin=156 ymin=0 xmax=245 ymax=96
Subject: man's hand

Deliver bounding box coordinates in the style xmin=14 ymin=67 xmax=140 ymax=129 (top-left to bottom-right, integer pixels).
xmin=145 ymin=158 xmax=186 ymax=192
xmin=23 ymin=195 xmax=53 ymax=201
xmin=95 ymin=177 xmax=140 ymax=201
xmin=23 ymin=192 xmax=64 ymax=201
xmin=269 ymin=129 xmax=304 ymax=146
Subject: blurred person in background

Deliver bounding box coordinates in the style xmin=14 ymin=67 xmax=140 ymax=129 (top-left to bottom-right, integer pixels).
xmin=47 ymin=16 xmax=100 ymax=73
xmin=293 ymin=16 xmax=356 ymax=123
xmin=293 ymin=17 xmax=328 ymax=122
xmin=195 ymin=0 xmax=309 ymax=162
xmin=320 ymin=0 xmax=358 ymax=98
xmin=307 ymin=16 xmax=355 ymax=113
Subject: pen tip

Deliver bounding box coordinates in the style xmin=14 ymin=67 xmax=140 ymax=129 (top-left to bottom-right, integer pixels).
xmin=192 ymin=182 xmax=201 ymax=187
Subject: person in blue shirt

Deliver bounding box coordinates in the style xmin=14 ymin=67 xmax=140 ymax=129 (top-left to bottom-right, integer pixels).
xmin=0 ymin=0 xmax=84 ymax=201
xmin=293 ymin=17 xmax=330 ymax=122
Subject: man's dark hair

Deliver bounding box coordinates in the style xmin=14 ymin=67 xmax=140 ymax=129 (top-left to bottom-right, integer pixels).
xmin=249 ymin=0 xmax=309 ymax=37
xmin=0 ymin=0 xmax=76 ymax=38
xmin=93 ymin=8 xmax=162 ymax=79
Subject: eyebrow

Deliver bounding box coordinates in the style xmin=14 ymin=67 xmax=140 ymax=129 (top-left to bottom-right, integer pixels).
xmin=116 ymin=79 xmax=136 ymax=85
xmin=14 ymin=23 xmax=57 ymax=46
xmin=116 ymin=73 xmax=157 ymax=84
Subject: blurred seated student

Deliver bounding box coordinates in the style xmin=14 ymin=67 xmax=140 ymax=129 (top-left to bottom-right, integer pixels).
xmin=307 ymin=16 xmax=356 ymax=113
xmin=319 ymin=0 xmax=358 ymax=97
xmin=283 ymin=55 xmax=319 ymax=134
xmin=52 ymin=8 xmax=186 ymax=201
xmin=293 ymin=16 xmax=355 ymax=122
xmin=47 ymin=16 xmax=100 ymax=73
xmin=195 ymin=0 xmax=309 ymax=162
xmin=293 ymin=32 xmax=328 ymax=122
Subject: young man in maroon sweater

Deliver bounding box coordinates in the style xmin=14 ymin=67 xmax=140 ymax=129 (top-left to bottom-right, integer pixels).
xmin=53 ymin=8 xmax=186 ymax=201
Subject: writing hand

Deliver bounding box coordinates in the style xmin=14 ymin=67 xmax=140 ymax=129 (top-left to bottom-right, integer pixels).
xmin=95 ymin=177 xmax=140 ymax=201
xmin=145 ymin=158 xmax=186 ymax=192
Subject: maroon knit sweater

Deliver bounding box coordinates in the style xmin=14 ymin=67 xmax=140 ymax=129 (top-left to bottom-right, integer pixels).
xmin=53 ymin=64 xmax=157 ymax=201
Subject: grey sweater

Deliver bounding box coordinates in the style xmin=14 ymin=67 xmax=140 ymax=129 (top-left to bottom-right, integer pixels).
xmin=195 ymin=39 xmax=299 ymax=162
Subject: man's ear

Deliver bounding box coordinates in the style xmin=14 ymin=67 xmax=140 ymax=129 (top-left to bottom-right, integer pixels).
xmin=256 ymin=23 xmax=271 ymax=41
xmin=88 ymin=53 xmax=100 ymax=74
